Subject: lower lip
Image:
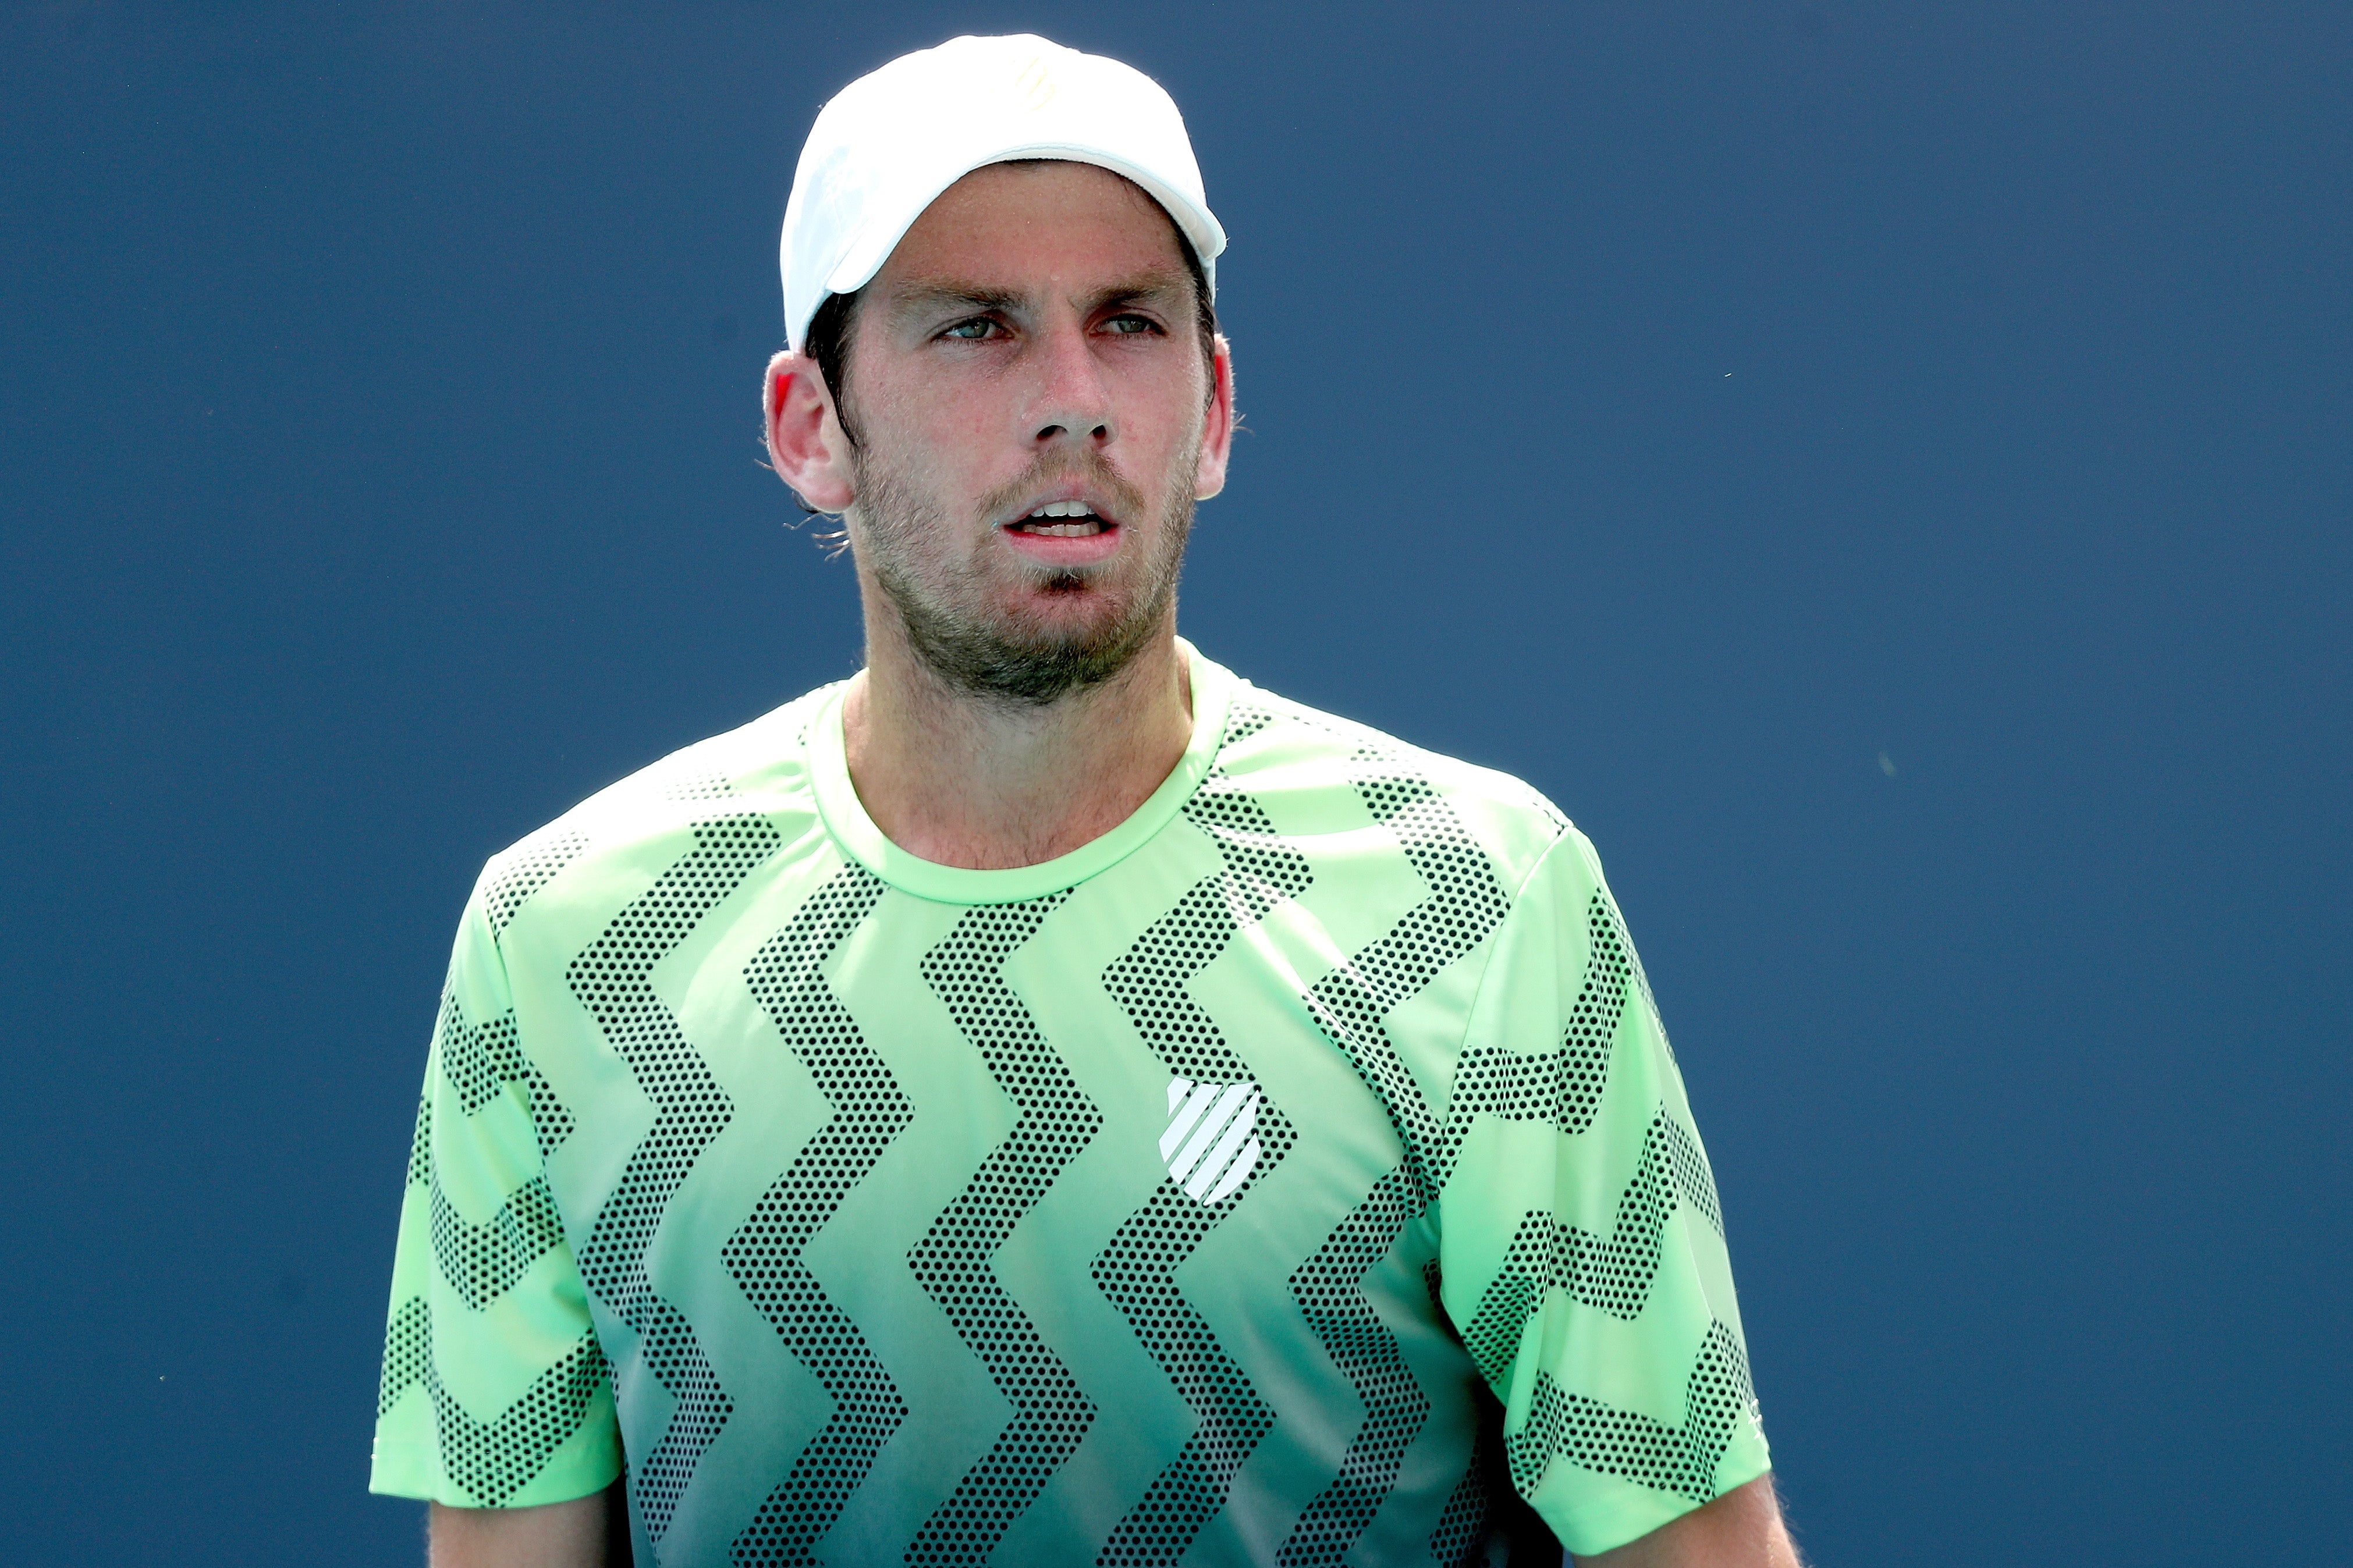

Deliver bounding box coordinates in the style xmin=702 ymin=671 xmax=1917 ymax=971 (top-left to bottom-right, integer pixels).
xmin=1000 ymin=522 xmax=1123 ymax=567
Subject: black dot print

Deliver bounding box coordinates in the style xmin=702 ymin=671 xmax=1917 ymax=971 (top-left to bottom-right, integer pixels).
xmin=903 ymin=894 xmax=1103 ymax=1566
xmin=1428 ymin=1455 xmax=1490 ymax=1568
xmin=1436 ymin=1388 xmax=1567 ymax=1568
xmin=380 ymin=696 xmax=1739 ymax=1553
xmin=436 ymin=991 xmax=574 ymax=1162
xmin=377 ymin=1295 xmax=610 ymax=1506
xmin=1425 ymin=1402 xmax=1502 ymax=1568
xmin=1090 ymin=720 xmax=1312 ymax=1566
xmin=404 ymin=1091 xmax=432 ymax=1191
xmin=382 ymin=988 xmax=584 ymax=1495
xmin=378 ymin=1296 xmax=432 ymax=1422
xmin=1303 ymin=753 xmax=1513 ymax=1207
xmin=481 ymin=827 xmax=590 ymax=934
xmin=722 ymin=867 xmax=907 ymax=1567
xmin=1505 ymin=1322 xmax=1754 ymax=1504
xmin=1440 ymin=892 xmax=1634 ymax=1172
xmin=430 ymin=1174 xmax=567 ymax=1313
xmin=1278 ymin=740 xmax=1514 ymax=1567
xmin=1456 ymin=1110 xmax=1724 ymax=1388
xmin=1277 ymin=1166 xmax=1429 ymax=1567
xmin=566 ymin=784 xmax=782 ymax=1541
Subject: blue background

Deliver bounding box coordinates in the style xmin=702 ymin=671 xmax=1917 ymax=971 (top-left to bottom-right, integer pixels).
xmin=3 ymin=2 xmax=2345 ymax=1562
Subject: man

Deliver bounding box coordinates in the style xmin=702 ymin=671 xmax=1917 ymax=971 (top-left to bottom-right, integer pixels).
xmin=372 ymin=35 xmax=1801 ymax=1568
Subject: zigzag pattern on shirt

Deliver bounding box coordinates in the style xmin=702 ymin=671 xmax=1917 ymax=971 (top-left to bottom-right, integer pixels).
xmin=906 ymin=894 xmax=1102 ymax=1566
xmin=414 ymin=994 xmax=579 ymax=1314
xmin=481 ymin=826 xmax=591 ymax=934
xmin=430 ymin=1175 xmax=568 ymax=1313
xmin=1507 ymin=1321 xmax=1754 ymax=1504
xmin=1092 ymin=710 xmax=1312 ymax=1566
xmin=1278 ymin=1165 xmax=1428 ymax=1568
xmin=1300 ymin=759 xmax=1516 ymax=1205
xmin=1456 ymin=1108 xmax=1723 ymax=1389
xmin=1437 ymin=890 xmax=1636 ymax=1169
xmin=406 ymin=1091 xmax=433 ymax=1189
xmin=1428 ymin=1420 xmax=1496 ymax=1568
xmin=376 ymin=1295 xmax=609 ymax=1507
xmin=567 ymin=780 xmax=782 ymax=1541
xmin=1417 ymin=1256 xmax=1487 ymax=1559
xmin=1427 ymin=1382 xmax=1536 ymax=1568
xmin=381 ymin=861 xmax=592 ymax=1494
xmin=1277 ymin=748 xmax=1515 ymax=1566
xmin=722 ymin=866 xmax=907 ymax=1568
xmin=436 ymin=992 xmax=576 ymax=1163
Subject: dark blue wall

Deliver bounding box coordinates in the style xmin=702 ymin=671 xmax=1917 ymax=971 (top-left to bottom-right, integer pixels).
xmin=2 ymin=3 xmax=2344 ymax=1562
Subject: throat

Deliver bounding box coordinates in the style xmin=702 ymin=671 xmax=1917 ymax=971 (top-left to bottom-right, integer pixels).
xmin=842 ymin=652 xmax=1194 ymax=871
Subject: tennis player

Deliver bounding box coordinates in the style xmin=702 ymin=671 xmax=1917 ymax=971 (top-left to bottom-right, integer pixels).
xmin=373 ymin=35 xmax=1802 ymax=1567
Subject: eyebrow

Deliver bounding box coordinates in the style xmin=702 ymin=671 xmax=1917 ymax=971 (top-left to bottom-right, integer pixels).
xmin=885 ymin=268 xmax=1191 ymax=323
xmin=888 ymin=282 xmax=1023 ymax=318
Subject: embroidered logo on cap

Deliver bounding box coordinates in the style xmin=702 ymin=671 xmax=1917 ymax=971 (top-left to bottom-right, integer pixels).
xmin=1160 ymin=1078 xmax=1262 ymax=1205
xmin=1012 ymin=56 xmax=1057 ymax=112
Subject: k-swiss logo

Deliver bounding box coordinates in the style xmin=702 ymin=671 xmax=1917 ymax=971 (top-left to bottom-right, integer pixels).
xmin=1160 ymin=1079 xmax=1262 ymax=1205
xmin=1011 ymin=56 xmax=1057 ymax=112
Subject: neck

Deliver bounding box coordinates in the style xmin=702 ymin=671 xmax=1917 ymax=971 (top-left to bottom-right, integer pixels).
xmin=842 ymin=609 xmax=1194 ymax=871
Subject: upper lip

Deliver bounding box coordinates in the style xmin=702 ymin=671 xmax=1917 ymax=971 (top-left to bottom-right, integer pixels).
xmin=1003 ymin=486 xmax=1119 ymax=528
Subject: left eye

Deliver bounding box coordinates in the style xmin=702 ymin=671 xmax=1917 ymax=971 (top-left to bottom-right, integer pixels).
xmin=1103 ymin=315 xmax=1155 ymax=335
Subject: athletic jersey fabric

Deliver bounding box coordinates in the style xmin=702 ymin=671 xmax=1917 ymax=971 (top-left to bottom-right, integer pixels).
xmin=369 ymin=642 xmax=1770 ymax=1563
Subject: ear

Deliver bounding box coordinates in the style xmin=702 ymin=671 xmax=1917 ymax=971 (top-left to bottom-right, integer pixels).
xmin=765 ymin=350 xmax=856 ymax=512
xmin=1192 ymin=334 xmax=1237 ymax=502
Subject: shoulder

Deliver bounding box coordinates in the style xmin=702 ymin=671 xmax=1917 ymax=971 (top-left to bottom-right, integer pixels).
xmin=1210 ymin=673 xmax=1575 ymax=894
xmin=467 ymin=684 xmax=840 ymax=935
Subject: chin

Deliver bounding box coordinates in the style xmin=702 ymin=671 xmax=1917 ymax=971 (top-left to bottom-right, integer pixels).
xmin=998 ymin=575 xmax=1126 ymax=628
xmin=998 ymin=610 xmax=1137 ymax=662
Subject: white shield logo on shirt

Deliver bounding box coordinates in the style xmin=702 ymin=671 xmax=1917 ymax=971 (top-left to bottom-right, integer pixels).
xmin=1160 ymin=1078 xmax=1262 ymax=1205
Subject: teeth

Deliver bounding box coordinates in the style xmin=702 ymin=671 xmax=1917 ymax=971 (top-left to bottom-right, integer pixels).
xmin=1014 ymin=498 xmax=1105 ymax=538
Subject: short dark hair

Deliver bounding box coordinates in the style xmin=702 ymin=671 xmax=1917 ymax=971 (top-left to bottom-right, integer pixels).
xmin=803 ymin=287 xmax=864 ymax=449
xmin=802 ymin=194 xmax=1218 ymax=451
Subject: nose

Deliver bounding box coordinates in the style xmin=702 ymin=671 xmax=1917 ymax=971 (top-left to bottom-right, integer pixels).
xmin=1027 ymin=314 xmax=1114 ymax=450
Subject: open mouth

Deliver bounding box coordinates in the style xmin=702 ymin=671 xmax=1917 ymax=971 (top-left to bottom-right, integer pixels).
xmin=1006 ymin=500 xmax=1110 ymax=538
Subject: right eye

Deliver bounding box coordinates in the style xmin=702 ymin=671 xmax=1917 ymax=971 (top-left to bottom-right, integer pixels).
xmin=942 ymin=318 xmax=1002 ymax=340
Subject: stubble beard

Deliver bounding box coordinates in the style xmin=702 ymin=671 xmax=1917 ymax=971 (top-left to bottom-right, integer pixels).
xmin=851 ymin=443 xmax=1196 ymax=708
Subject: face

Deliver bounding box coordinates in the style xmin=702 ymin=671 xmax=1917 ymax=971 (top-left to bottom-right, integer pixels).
xmin=773 ymin=161 xmax=1232 ymax=706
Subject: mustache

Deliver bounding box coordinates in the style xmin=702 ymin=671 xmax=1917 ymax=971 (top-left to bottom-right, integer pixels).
xmin=974 ymin=450 xmax=1149 ymax=527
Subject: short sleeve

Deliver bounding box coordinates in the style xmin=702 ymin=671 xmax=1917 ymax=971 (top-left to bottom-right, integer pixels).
xmin=1435 ymin=829 xmax=1770 ymax=1558
xmin=368 ymin=888 xmax=622 ymax=1508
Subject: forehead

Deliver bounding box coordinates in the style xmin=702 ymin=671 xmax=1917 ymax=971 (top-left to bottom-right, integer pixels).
xmin=874 ymin=161 xmax=1189 ymax=294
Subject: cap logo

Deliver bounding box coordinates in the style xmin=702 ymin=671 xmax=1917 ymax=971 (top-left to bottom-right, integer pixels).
xmin=1012 ymin=55 xmax=1057 ymax=113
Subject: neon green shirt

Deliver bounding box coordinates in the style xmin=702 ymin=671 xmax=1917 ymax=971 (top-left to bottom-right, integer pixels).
xmin=371 ymin=642 xmax=1769 ymax=1563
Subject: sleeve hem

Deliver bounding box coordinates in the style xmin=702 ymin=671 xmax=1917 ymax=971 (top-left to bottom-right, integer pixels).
xmin=367 ymin=1441 xmax=622 ymax=1510
xmin=1542 ymin=1450 xmax=1776 ymax=1560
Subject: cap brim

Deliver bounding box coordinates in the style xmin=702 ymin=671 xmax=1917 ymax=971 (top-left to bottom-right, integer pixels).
xmin=821 ymin=143 xmax=1226 ymax=305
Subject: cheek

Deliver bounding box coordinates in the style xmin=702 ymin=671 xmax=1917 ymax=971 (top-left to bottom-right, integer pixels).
xmin=872 ymin=380 xmax=1006 ymax=466
xmin=1120 ymin=370 xmax=1212 ymax=474
xmin=1133 ymin=347 xmax=1211 ymax=418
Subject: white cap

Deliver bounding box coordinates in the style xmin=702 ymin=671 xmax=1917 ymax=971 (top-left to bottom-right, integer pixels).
xmin=779 ymin=34 xmax=1225 ymax=351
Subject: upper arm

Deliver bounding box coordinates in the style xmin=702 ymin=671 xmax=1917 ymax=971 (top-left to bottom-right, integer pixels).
xmin=1571 ymin=1474 xmax=1802 ymax=1567
xmin=371 ymin=892 xmax=623 ymax=1511
xmin=430 ymin=1490 xmax=609 ymax=1568
xmin=1435 ymin=830 xmax=1773 ymax=1556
